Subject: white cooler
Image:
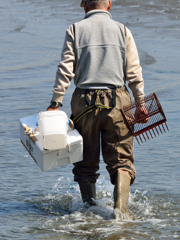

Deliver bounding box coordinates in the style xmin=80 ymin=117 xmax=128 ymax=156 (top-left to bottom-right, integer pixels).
xmin=19 ymin=113 xmax=83 ymax=172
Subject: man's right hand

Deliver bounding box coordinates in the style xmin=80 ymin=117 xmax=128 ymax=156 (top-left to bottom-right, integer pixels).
xmin=46 ymin=105 xmax=60 ymax=111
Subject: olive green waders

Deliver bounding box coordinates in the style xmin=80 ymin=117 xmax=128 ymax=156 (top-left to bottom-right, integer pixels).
xmin=71 ymin=86 xmax=136 ymax=216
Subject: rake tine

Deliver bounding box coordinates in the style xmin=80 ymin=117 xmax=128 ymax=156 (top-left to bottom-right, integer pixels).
xmin=142 ymin=133 xmax=147 ymax=142
xmin=159 ymin=125 xmax=163 ymax=134
xmin=139 ymin=134 xmax=143 ymax=143
xmin=162 ymin=123 xmax=166 ymax=133
xmin=165 ymin=122 xmax=169 ymax=131
xmin=136 ymin=136 xmax=140 ymax=145
xmin=149 ymin=130 xmax=153 ymax=139
xmin=155 ymin=127 xmax=159 ymax=135
xmin=152 ymin=128 xmax=157 ymax=137
xmin=145 ymin=131 xmax=150 ymax=140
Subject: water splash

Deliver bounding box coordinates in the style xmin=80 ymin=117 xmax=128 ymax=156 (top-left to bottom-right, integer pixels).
xmin=31 ymin=177 xmax=166 ymax=220
xmin=26 ymin=176 xmax=180 ymax=239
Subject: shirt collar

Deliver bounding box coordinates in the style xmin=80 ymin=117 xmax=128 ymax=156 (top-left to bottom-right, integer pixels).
xmin=84 ymin=9 xmax=112 ymax=19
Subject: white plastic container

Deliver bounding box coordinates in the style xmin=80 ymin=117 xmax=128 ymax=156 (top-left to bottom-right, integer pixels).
xmin=38 ymin=111 xmax=68 ymax=150
xmin=19 ymin=114 xmax=83 ymax=172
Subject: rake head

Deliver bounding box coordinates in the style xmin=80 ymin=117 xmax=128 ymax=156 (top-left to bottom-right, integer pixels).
xmin=121 ymin=93 xmax=169 ymax=144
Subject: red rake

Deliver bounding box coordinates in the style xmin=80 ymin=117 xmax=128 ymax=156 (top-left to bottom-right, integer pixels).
xmin=121 ymin=93 xmax=169 ymax=144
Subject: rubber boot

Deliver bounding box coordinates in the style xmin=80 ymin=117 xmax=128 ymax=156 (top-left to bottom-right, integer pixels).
xmin=113 ymin=170 xmax=131 ymax=220
xmin=78 ymin=180 xmax=96 ymax=206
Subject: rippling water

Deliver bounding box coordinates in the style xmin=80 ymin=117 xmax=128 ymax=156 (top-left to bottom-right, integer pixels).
xmin=0 ymin=0 xmax=180 ymax=239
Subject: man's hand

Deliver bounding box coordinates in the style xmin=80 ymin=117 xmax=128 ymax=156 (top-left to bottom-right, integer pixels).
xmin=46 ymin=105 xmax=59 ymax=111
xmin=134 ymin=105 xmax=149 ymax=123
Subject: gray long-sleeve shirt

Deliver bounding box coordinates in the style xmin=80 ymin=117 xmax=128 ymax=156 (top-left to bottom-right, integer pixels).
xmin=52 ymin=10 xmax=145 ymax=103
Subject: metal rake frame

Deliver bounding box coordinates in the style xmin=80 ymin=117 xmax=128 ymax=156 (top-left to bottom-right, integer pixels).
xmin=121 ymin=93 xmax=169 ymax=144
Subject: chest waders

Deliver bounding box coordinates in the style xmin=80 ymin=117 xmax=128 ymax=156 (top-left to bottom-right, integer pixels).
xmin=72 ymin=89 xmax=116 ymax=124
xmin=71 ymin=87 xmax=132 ymax=217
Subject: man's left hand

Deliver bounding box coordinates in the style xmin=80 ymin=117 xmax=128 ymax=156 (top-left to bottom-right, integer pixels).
xmin=134 ymin=105 xmax=149 ymax=123
xmin=46 ymin=105 xmax=59 ymax=111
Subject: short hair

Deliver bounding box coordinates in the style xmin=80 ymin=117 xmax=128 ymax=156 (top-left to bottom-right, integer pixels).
xmin=84 ymin=0 xmax=109 ymax=8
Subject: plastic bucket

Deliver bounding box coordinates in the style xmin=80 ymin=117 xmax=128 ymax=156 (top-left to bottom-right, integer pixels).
xmin=38 ymin=111 xmax=68 ymax=150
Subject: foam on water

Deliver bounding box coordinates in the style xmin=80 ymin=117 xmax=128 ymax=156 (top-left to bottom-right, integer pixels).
xmin=21 ymin=176 xmax=179 ymax=239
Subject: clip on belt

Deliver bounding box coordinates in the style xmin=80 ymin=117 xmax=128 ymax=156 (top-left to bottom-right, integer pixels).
xmin=121 ymin=93 xmax=169 ymax=144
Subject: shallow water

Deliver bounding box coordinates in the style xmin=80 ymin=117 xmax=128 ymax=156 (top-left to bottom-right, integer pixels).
xmin=0 ymin=0 xmax=180 ymax=239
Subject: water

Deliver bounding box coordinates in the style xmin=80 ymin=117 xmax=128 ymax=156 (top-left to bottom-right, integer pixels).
xmin=0 ymin=0 xmax=180 ymax=239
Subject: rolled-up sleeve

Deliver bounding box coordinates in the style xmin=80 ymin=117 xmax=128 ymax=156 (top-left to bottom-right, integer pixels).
xmin=126 ymin=28 xmax=145 ymax=102
xmin=52 ymin=25 xmax=75 ymax=103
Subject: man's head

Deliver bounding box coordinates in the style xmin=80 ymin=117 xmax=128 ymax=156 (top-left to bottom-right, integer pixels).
xmin=80 ymin=0 xmax=111 ymax=12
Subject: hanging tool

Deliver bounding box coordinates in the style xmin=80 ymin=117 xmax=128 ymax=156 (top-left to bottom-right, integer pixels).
xmin=121 ymin=93 xmax=169 ymax=144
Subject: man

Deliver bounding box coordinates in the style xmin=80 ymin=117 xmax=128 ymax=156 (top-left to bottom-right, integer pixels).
xmin=47 ymin=0 xmax=147 ymax=219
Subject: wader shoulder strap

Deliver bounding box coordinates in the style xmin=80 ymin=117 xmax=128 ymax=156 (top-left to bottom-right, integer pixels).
xmin=72 ymin=23 xmax=76 ymax=73
xmin=73 ymin=23 xmax=75 ymax=35
xmin=124 ymin=25 xmax=127 ymax=37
